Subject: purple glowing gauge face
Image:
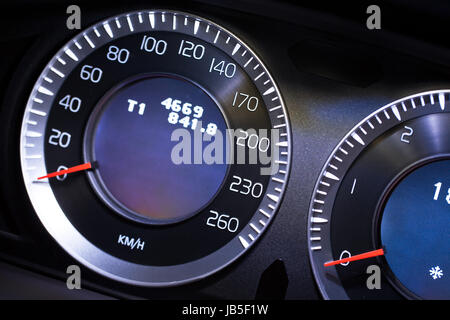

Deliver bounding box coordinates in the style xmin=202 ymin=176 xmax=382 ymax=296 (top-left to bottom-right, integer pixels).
xmin=87 ymin=75 xmax=229 ymax=224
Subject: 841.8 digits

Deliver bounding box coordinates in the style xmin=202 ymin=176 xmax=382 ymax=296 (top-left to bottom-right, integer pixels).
xmin=162 ymin=97 xmax=218 ymax=135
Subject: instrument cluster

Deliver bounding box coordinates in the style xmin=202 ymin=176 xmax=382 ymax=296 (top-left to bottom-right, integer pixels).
xmin=0 ymin=1 xmax=448 ymax=299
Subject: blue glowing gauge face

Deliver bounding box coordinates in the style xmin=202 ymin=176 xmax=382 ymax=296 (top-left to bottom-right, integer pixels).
xmin=85 ymin=75 xmax=229 ymax=224
xmin=381 ymin=160 xmax=450 ymax=299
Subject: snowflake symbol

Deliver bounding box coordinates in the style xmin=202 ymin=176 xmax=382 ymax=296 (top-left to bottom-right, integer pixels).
xmin=429 ymin=266 xmax=444 ymax=280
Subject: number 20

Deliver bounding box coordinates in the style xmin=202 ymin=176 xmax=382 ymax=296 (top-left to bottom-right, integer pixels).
xmin=48 ymin=129 xmax=71 ymax=148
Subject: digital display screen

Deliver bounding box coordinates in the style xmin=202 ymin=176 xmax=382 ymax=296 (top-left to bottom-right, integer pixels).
xmin=381 ymin=160 xmax=450 ymax=299
xmin=90 ymin=75 xmax=229 ymax=224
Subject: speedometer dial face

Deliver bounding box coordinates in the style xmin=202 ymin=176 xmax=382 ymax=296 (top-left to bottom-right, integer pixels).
xmin=308 ymin=90 xmax=450 ymax=299
xmin=20 ymin=10 xmax=291 ymax=286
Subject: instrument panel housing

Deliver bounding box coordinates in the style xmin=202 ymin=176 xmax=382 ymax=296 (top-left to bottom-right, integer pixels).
xmin=0 ymin=0 xmax=449 ymax=299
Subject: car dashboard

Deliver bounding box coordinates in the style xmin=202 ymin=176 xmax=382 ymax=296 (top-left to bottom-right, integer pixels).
xmin=0 ymin=0 xmax=448 ymax=301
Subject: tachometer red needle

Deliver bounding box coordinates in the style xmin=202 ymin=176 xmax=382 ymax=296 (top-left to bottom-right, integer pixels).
xmin=37 ymin=162 xmax=92 ymax=180
xmin=324 ymin=248 xmax=384 ymax=267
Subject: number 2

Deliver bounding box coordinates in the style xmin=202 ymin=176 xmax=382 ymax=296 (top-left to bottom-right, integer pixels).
xmin=400 ymin=126 xmax=413 ymax=144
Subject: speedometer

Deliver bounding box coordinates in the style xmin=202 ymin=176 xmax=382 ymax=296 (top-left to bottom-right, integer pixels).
xmin=20 ymin=10 xmax=291 ymax=286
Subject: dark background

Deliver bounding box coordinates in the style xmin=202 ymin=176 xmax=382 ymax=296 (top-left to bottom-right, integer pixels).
xmin=0 ymin=0 xmax=449 ymax=299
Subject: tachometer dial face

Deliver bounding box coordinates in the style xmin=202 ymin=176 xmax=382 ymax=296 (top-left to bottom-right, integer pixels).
xmin=20 ymin=10 xmax=291 ymax=286
xmin=308 ymin=90 xmax=450 ymax=299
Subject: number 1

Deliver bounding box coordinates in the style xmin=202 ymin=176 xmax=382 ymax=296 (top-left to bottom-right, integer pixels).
xmin=434 ymin=182 xmax=442 ymax=200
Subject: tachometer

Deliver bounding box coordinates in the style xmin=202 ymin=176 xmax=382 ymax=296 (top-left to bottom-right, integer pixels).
xmin=20 ymin=10 xmax=291 ymax=286
xmin=308 ymin=90 xmax=449 ymax=299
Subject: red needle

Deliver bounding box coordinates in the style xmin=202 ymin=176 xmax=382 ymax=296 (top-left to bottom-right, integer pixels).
xmin=37 ymin=162 xmax=92 ymax=180
xmin=324 ymin=248 xmax=385 ymax=267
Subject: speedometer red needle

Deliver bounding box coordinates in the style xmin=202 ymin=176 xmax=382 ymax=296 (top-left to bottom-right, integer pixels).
xmin=37 ymin=162 xmax=92 ymax=180
xmin=324 ymin=248 xmax=384 ymax=267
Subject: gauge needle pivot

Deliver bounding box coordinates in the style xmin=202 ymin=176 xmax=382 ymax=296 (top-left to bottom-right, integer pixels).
xmin=324 ymin=248 xmax=385 ymax=267
xmin=37 ymin=162 xmax=92 ymax=180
